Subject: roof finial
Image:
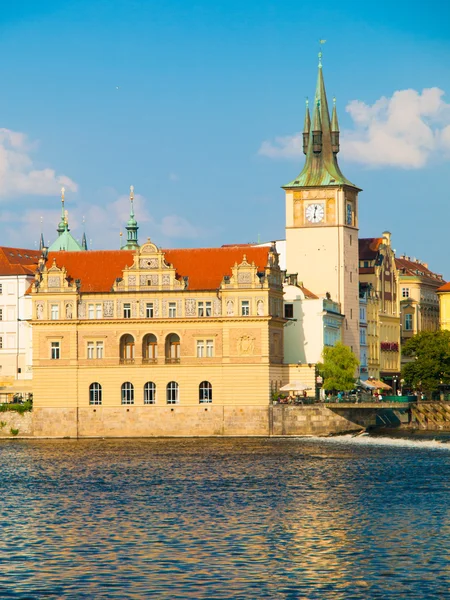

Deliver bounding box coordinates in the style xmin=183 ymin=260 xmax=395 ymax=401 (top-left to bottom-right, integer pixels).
xmin=61 ymin=186 xmax=65 ymax=203
xmin=318 ymin=39 xmax=326 ymax=68
xmin=130 ymin=185 xmax=135 ymax=217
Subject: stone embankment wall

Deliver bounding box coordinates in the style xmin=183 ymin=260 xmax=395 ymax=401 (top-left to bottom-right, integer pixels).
xmin=30 ymin=404 xmax=376 ymax=438
xmin=272 ymin=405 xmax=375 ymax=436
xmin=0 ymin=411 xmax=33 ymax=437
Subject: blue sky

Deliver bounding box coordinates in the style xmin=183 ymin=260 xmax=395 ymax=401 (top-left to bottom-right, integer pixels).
xmin=1 ymin=0 xmax=450 ymax=276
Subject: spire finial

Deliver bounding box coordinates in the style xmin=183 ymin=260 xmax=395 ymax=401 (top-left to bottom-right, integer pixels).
xmin=61 ymin=186 xmax=65 ymax=202
xmin=306 ymin=97 xmax=309 ymax=108
xmin=129 ymin=185 xmax=135 ymax=217
xmin=318 ymin=39 xmax=326 ymax=68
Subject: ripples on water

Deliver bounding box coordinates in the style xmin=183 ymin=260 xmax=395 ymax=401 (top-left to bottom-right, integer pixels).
xmin=1 ymin=436 xmax=449 ymax=599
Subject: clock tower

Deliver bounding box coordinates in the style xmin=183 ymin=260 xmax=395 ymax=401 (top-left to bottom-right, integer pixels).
xmin=284 ymin=52 xmax=361 ymax=356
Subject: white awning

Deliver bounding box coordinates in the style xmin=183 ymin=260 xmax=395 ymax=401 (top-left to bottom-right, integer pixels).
xmin=279 ymin=381 xmax=312 ymax=392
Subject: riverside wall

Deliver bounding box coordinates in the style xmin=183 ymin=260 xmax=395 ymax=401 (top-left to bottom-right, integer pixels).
xmin=27 ymin=405 xmax=375 ymax=438
xmin=0 ymin=411 xmax=33 ymax=437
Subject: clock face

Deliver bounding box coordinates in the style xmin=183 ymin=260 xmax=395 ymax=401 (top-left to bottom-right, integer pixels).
xmin=346 ymin=203 xmax=353 ymax=225
xmin=305 ymin=203 xmax=325 ymax=223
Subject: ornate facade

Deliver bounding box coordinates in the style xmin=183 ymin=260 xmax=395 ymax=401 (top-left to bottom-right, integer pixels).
xmin=30 ymin=242 xmax=286 ymax=436
xmin=359 ymin=233 xmax=401 ymax=388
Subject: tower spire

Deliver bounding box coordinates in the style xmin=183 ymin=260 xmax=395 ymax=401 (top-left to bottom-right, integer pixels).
xmin=283 ymin=49 xmax=358 ymax=189
xmin=57 ymin=187 xmax=67 ymax=234
xmin=39 ymin=216 xmax=45 ymax=251
xmin=121 ymin=185 xmax=139 ymax=250
xmin=331 ymin=97 xmax=340 ymax=154
xmin=81 ymin=216 xmax=88 ymax=250
xmin=302 ymin=99 xmax=311 ymax=155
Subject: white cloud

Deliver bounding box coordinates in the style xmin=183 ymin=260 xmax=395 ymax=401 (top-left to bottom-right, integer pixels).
xmin=258 ymin=87 xmax=450 ymax=169
xmin=161 ymin=215 xmax=199 ymax=239
xmin=0 ymin=128 xmax=77 ymax=197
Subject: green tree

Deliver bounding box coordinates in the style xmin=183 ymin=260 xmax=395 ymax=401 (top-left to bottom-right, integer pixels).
xmin=317 ymin=343 xmax=359 ymax=391
xmin=402 ymin=330 xmax=450 ymax=397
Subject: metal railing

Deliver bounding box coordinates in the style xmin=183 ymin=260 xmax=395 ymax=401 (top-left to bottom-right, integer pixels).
xmin=165 ymin=357 xmax=180 ymax=364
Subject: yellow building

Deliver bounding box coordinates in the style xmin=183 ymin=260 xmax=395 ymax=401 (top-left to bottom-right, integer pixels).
xmin=359 ymin=232 xmax=401 ymax=390
xmin=396 ymin=256 xmax=443 ymax=340
xmin=437 ymin=280 xmax=450 ymax=331
xmin=30 ymin=241 xmax=286 ymax=437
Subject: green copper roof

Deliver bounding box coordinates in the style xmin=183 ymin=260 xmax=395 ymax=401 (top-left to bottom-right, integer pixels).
xmin=48 ymin=229 xmax=84 ymax=252
xmin=283 ymin=59 xmax=359 ymax=190
xmin=121 ymin=185 xmax=139 ymax=250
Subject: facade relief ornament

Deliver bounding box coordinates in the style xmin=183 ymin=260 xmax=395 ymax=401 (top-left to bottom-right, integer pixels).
xmin=226 ymin=300 xmax=234 ymax=316
xmin=213 ymin=299 xmax=222 ymax=316
xmin=128 ymin=275 xmax=137 ymax=288
xmin=78 ymin=302 xmax=86 ymax=319
xmin=103 ymin=301 xmax=114 ymax=318
xmin=237 ymin=271 xmax=252 ymax=284
xmin=185 ymin=299 xmax=196 ymax=317
xmin=116 ymin=300 xmax=122 ymax=317
xmin=162 ymin=274 xmax=170 ymax=287
xmin=237 ymin=335 xmax=255 ymax=356
xmin=48 ymin=276 xmax=61 ymax=288
xmin=153 ymin=299 xmax=159 ymax=317
xmin=139 ymin=258 xmax=159 ymax=269
xmin=36 ymin=302 xmax=44 ymax=320
xmin=161 ymin=299 xmax=167 ymax=318
xmin=257 ymin=300 xmax=264 ymax=316
xmin=65 ymin=303 xmax=73 ymax=319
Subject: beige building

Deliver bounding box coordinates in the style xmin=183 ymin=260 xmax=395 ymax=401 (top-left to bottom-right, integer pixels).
xmin=283 ymin=52 xmax=361 ymax=359
xmin=359 ymin=233 xmax=401 ymax=389
xmin=30 ymin=242 xmax=287 ymax=437
xmin=395 ymin=256 xmax=443 ymax=346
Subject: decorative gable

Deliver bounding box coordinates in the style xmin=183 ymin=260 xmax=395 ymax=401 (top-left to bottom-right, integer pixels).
xmin=116 ymin=239 xmax=187 ymax=292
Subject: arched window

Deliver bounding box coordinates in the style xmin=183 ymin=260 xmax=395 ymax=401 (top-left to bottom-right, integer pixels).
xmin=121 ymin=382 xmax=134 ymax=405
xmin=143 ymin=334 xmax=158 ymax=363
xmin=199 ymin=381 xmax=212 ymax=403
xmin=165 ymin=334 xmax=180 ymax=364
xmin=166 ymin=381 xmax=179 ymax=404
xmin=144 ymin=382 xmax=156 ymax=405
xmin=89 ymin=382 xmax=102 ymax=405
xmin=120 ymin=334 xmax=135 ymax=363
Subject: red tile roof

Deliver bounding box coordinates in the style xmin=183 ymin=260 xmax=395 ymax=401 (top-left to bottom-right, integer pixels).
xmin=358 ymin=238 xmax=383 ymax=260
xmin=46 ymin=246 xmax=271 ymax=292
xmin=0 ymin=247 xmax=41 ymax=276
xmin=437 ymin=282 xmax=450 ymax=293
xmin=395 ymin=257 xmax=444 ymax=284
xmin=299 ymin=286 xmax=318 ymax=299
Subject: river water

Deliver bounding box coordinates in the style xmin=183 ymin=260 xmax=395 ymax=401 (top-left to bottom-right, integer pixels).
xmin=1 ymin=436 xmax=450 ymax=599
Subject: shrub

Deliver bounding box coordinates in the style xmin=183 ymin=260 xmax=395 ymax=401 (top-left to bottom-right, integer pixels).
xmin=10 ymin=428 xmax=19 ymax=436
xmin=0 ymin=401 xmax=32 ymax=415
xmin=0 ymin=421 xmax=6 ymax=429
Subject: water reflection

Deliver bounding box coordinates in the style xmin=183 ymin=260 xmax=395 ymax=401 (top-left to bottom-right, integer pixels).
xmin=0 ymin=438 xmax=449 ymax=598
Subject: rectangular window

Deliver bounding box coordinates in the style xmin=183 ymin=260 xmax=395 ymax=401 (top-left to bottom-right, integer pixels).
xmin=168 ymin=302 xmax=177 ymax=318
xmin=123 ymin=303 xmax=131 ymax=319
xmin=146 ymin=303 xmax=154 ymax=318
xmin=88 ymin=304 xmax=95 ymax=319
xmin=197 ymin=340 xmax=205 ymax=358
xmin=0 ymin=336 xmax=2 ymax=349
xmin=87 ymin=342 xmax=95 ymax=359
xmin=0 ymin=284 xmax=2 ymax=294
xmin=241 ymin=300 xmax=250 ymax=316
xmin=284 ymin=304 xmax=294 ymax=319
xmin=205 ymin=301 xmax=212 ymax=317
xmin=96 ymin=304 xmax=102 ymax=319
xmin=364 ymin=261 xmax=369 ymax=268
xmin=0 ymin=309 xmax=2 ymax=320
xmin=51 ymin=341 xmax=60 ymax=360
xmin=402 ymin=288 xmax=410 ymax=298
xmin=405 ymin=314 xmax=413 ymax=331
xmin=51 ymin=305 xmax=59 ymax=320
xmin=96 ymin=341 xmax=104 ymax=359
xmin=206 ymin=339 xmax=214 ymax=357
xmin=350 ymin=308 xmax=353 ymax=320
xmin=360 ymin=329 xmax=367 ymax=345
xmin=198 ymin=302 xmax=204 ymax=317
